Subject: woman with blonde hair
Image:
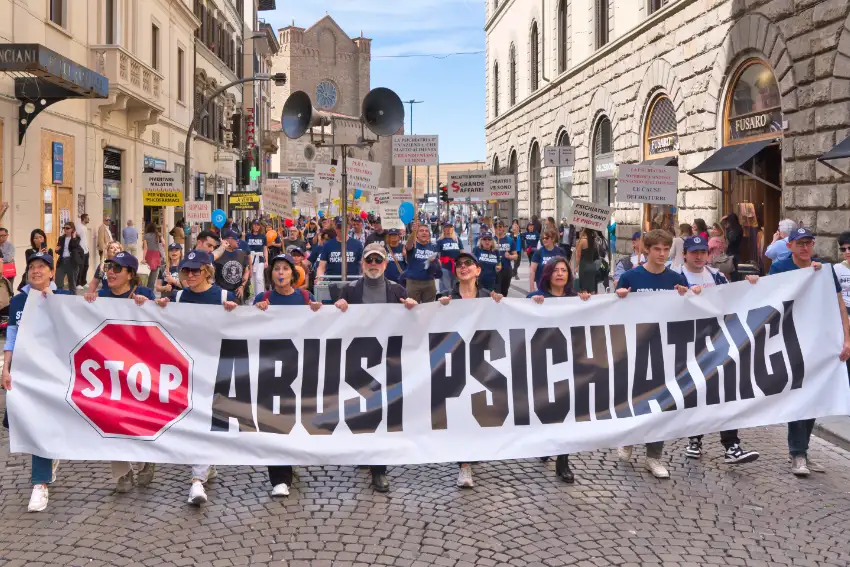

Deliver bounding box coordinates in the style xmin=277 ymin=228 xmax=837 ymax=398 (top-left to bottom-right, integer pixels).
xmin=472 ymin=231 xmax=502 ymax=291
xmin=87 ymin=240 xmax=123 ymax=294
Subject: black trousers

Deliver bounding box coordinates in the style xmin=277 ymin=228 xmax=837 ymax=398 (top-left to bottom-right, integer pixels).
xmin=497 ymin=266 xmax=512 ymax=296
xmin=690 ymin=430 xmax=740 ymax=449
xmin=77 ymin=253 xmax=90 ymax=286
xmin=55 ymin=258 xmax=77 ymax=294
xmin=267 ymin=465 xmax=387 ymax=487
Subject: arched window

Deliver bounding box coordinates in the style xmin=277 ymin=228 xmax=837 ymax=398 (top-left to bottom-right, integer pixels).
xmin=509 ymin=149 xmax=518 ymax=175
xmin=509 ymin=44 xmax=517 ymax=106
xmin=530 ymin=22 xmax=539 ymax=92
xmin=726 ymin=60 xmax=782 ymax=142
xmin=529 ymin=141 xmax=542 ymax=217
xmin=558 ymin=0 xmax=568 ymax=73
xmin=643 ymin=94 xmax=678 ymax=233
xmin=595 ymin=0 xmax=609 ymax=49
xmin=493 ymin=61 xmax=500 ymax=118
xmin=592 ymin=116 xmax=614 ymax=206
xmin=493 ymin=156 xmax=500 ymax=175
xmin=556 ymin=130 xmax=573 ymax=221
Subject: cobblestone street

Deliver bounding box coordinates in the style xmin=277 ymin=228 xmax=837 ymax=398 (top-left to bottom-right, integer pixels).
xmin=2 ymin=389 xmax=850 ymax=567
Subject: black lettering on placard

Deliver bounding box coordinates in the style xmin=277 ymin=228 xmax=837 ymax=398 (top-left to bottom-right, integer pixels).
xmin=724 ymin=314 xmax=754 ymax=400
xmin=301 ymin=339 xmax=341 ymax=435
xmin=430 ymin=332 xmax=466 ymax=430
xmin=609 ymin=325 xmax=633 ymax=418
xmin=469 ymin=330 xmax=509 ymax=427
xmin=782 ymin=300 xmax=805 ymax=389
xmin=211 ymin=340 xmax=254 ymax=432
xmin=509 ymin=329 xmax=531 ymax=426
xmin=530 ymin=328 xmax=570 ymax=424
xmin=256 ymin=339 xmax=298 ymax=434
xmin=668 ymin=320 xmax=697 ymax=409
xmin=343 ymin=337 xmax=384 ymax=434
xmin=386 ymin=336 xmax=404 ymax=432
xmin=747 ymin=306 xmax=788 ymax=396
xmin=632 ymin=323 xmax=676 ymax=415
xmin=694 ymin=317 xmax=736 ymax=405
xmin=571 ymin=326 xmax=612 ymax=421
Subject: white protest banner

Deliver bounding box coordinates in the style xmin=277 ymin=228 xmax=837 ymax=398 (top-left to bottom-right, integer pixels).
xmin=543 ymin=146 xmax=575 ymax=168
xmin=184 ymin=201 xmax=211 ymax=224
xmin=488 ymin=175 xmax=516 ymax=200
xmin=8 ymin=270 xmax=849 ymax=465
xmin=262 ymin=178 xmax=292 ymax=217
xmin=345 ymin=158 xmax=382 ymax=193
xmin=295 ymin=191 xmax=317 ymax=211
xmin=313 ymin=163 xmax=341 ymax=200
xmin=392 ymin=135 xmax=439 ymax=166
xmin=617 ymin=164 xmax=678 ymax=205
xmin=379 ymin=204 xmax=405 ymax=229
xmin=568 ymin=198 xmax=612 ymax=232
xmin=372 ymin=187 xmax=413 ymax=207
xmin=447 ymin=170 xmax=489 ymax=199
xmin=142 ymin=172 xmax=183 ymax=207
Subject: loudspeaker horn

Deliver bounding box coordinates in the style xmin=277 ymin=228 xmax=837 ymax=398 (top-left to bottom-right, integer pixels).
xmin=281 ymin=90 xmax=330 ymax=140
xmin=361 ymin=87 xmax=405 ymax=137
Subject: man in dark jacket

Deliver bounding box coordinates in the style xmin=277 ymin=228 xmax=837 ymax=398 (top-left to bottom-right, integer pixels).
xmin=334 ymin=242 xmax=418 ymax=492
xmin=56 ymin=221 xmax=84 ymax=294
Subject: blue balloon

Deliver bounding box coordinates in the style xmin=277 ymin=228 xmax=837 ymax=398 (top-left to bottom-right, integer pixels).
xmin=398 ymin=202 xmax=415 ymax=225
xmin=317 ymin=210 xmax=324 ymax=218
xmin=353 ymin=188 xmax=363 ymax=200
xmin=211 ymin=209 xmax=227 ymax=228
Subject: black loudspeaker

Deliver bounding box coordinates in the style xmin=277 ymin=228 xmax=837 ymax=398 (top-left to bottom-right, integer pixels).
xmin=361 ymin=87 xmax=405 ymax=137
xmin=282 ymin=91 xmax=329 ymax=139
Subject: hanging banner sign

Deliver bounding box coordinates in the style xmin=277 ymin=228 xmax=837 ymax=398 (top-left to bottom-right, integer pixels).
xmin=7 ymin=270 xmax=849 ymax=465
xmin=262 ymin=178 xmax=292 ymax=217
xmin=543 ymin=146 xmax=575 ymax=168
xmin=617 ymin=164 xmax=678 ymax=205
xmin=488 ymin=175 xmax=516 ymax=200
xmin=344 ymin=158 xmax=382 ymax=193
xmin=392 ymin=135 xmax=439 ymax=166
xmin=184 ymin=201 xmax=211 ymax=224
xmin=228 ymin=191 xmax=261 ymax=211
xmin=568 ymin=198 xmax=613 ymax=232
xmin=447 ymin=170 xmax=489 ymax=199
xmin=313 ymin=163 xmax=341 ymax=199
xmin=142 ymin=172 xmax=184 ymax=206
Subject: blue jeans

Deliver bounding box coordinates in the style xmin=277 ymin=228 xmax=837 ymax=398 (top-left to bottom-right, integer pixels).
xmin=439 ymin=267 xmax=454 ymax=294
xmin=788 ymin=419 xmax=815 ymax=457
xmin=32 ymin=455 xmax=54 ymax=485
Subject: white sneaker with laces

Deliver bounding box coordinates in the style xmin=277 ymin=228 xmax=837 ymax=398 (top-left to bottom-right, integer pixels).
xmin=645 ymin=458 xmax=670 ymax=479
xmin=271 ymin=483 xmax=290 ymax=497
xmin=28 ymin=485 xmax=49 ymax=512
xmin=206 ymin=466 xmax=218 ymax=482
xmin=791 ymin=455 xmax=810 ymax=476
xmin=187 ymin=481 xmax=208 ymax=505
xmin=456 ymin=466 xmax=474 ymax=488
xmin=617 ymin=446 xmax=633 ymax=462
xmin=684 ymin=438 xmax=702 ymax=459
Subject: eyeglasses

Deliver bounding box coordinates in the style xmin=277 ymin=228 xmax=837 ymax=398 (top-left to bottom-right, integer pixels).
xmin=363 ymin=255 xmax=384 ymax=265
xmin=794 ymin=240 xmax=815 ymax=247
xmin=457 ymin=259 xmax=476 ymax=268
xmin=104 ymin=262 xmax=125 ymax=274
xmin=180 ymin=267 xmax=201 ymax=275
xmin=542 ymin=236 xmax=552 ymax=241
xmin=64 ymin=227 xmax=73 ymax=231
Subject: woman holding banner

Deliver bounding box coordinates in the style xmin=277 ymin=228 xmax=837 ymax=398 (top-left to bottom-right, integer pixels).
xmin=527 ymin=257 xmax=591 ymax=483
xmin=439 ymin=250 xmax=503 ymax=488
xmin=529 ymin=229 xmax=566 ymax=292
xmin=384 ymin=229 xmax=407 ymax=285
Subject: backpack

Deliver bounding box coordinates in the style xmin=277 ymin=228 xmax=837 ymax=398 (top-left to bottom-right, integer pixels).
xmin=261 ymin=289 xmax=311 ymax=305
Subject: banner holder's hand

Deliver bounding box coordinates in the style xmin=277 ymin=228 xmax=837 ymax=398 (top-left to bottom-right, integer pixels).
xmin=841 ymin=338 xmax=850 ymax=362
xmin=746 ymin=275 xmax=759 ymax=284
xmin=255 ymin=300 xmax=270 ymax=311
xmin=134 ymin=295 xmax=149 ymax=307
xmin=2 ymin=368 xmax=10 ymax=391
xmin=223 ymin=301 xmax=238 ymax=312
xmin=84 ymin=292 xmax=98 ymax=303
xmin=400 ymin=298 xmax=417 ymax=310
xmin=532 ymin=295 xmax=544 ymax=304
xmin=490 ymin=292 xmax=503 ymax=303
xmin=616 ymin=287 xmax=630 ymax=298
xmin=309 ymin=301 xmax=322 ymax=312
xmin=690 ymin=285 xmax=703 ymax=296
xmin=155 ymin=298 xmax=169 ymax=308
xmin=813 ymin=262 xmax=823 ymax=271
xmin=439 ymin=296 xmax=451 ymax=306
xmin=578 ymin=291 xmax=592 ymax=301
xmin=675 ymin=284 xmax=689 ymax=296
xmin=335 ymin=298 xmax=349 ymax=312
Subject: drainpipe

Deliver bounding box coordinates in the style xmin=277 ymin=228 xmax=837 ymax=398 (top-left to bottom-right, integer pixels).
xmin=541 ymin=0 xmax=548 ymax=82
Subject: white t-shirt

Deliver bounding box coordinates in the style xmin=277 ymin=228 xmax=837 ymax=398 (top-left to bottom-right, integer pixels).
xmin=682 ymin=267 xmax=715 ymax=288
xmin=833 ymin=262 xmax=850 ymax=308
xmin=77 ymin=220 xmax=90 ymax=254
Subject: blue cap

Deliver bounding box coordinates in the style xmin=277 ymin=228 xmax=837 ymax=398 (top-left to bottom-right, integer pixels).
xmin=683 ymin=236 xmax=709 ymax=252
xmin=26 ymin=250 xmax=53 ymax=269
xmin=168 ymin=242 xmax=182 ymax=251
xmin=179 ymin=250 xmax=212 ymax=270
xmin=222 ymin=229 xmax=240 ymax=240
xmin=271 ymin=253 xmax=297 ymax=270
xmin=789 ymin=227 xmax=815 ymax=241
xmin=109 ymin=251 xmax=139 ymax=272
xmin=480 ymin=231 xmax=494 ymax=239
xmin=252 ymin=218 xmax=261 ymax=225
xmin=456 ymin=251 xmax=479 ymax=266
xmin=286 ymin=245 xmax=304 ymax=256
xmin=443 ymin=221 xmax=453 ymax=227
xmin=632 ymin=231 xmax=642 ymax=240
xmin=387 ymin=228 xmax=401 ymax=235
xmin=334 ymin=216 xmax=343 ymax=226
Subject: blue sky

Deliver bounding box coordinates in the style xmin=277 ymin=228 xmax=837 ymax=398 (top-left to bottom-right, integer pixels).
xmin=264 ymin=0 xmax=485 ymax=163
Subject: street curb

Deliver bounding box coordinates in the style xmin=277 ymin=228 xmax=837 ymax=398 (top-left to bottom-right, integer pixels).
xmin=814 ymin=422 xmax=850 ymax=452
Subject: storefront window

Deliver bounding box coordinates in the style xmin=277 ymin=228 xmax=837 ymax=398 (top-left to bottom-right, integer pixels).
xmin=103 ymin=148 xmax=122 ymax=239
xmin=643 ymin=95 xmax=678 ymax=234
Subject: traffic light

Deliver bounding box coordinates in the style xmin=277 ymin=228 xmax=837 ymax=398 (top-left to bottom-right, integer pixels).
xmin=439 ymin=183 xmax=450 ymax=203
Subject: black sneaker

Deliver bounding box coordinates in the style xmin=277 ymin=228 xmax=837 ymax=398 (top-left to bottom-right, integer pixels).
xmin=371 ymin=473 xmax=390 ymax=493
xmin=684 ymin=438 xmax=702 ymax=459
xmin=724 ymin=444 xmax=759 ymax=464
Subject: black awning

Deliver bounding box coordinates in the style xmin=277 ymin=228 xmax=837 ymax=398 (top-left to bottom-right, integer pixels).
xmin=689 ymin=140 xmax=773 ymax=174
xmin=641 ymin=156 xmax=677 ymax=166
xmin=819 ymin=136 xmax=850 ymax=161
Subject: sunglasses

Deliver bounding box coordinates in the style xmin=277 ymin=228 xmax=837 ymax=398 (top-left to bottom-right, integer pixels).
xmin=104 ymin=262 xmax=126 ymax=274
xmin=363 ymin=255 xmax=384 ymax=265
xmin=457 ymin=259 xmax=476 ymax=268
xmin=64 ymin=227 xmax=73 ymax=231
xmin=180 ymin=267 xmax=201 ymax=275
xmin=841 ymin=246 xmax=850 ymax=252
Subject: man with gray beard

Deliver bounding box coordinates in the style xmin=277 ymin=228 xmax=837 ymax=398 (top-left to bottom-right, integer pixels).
xmin=334 ymin=242 xmax=418 ymax=492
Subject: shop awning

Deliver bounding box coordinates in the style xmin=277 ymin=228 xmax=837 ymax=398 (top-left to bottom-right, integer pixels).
xmin=687 ymin=139 xmax=780 ymax=192
xmin=817 ymin=136 xmax=850 ymax=179
xmin=641 ymin=156 xmax=677 ymax=166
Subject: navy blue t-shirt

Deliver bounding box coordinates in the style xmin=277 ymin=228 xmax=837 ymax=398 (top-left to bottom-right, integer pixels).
xmin=175 ymin=285 xmax=235 ymax=304
xmin=237 ymin=240 xmax=250 ymax=253
xmin=253 ymin=289 xmax=315 ymax=305
xmin=523 ymin=231 xmax=540 ymax=251
xmin=406 ymin=242 xmax=439 ymax=281
xmin=9 ymin=289 xmax=73 ymax=329
xmin=93 ymin=265 xmax=109 ymax=289
xmin=157 ymin=265 xmax=181 ymax=301
xmin=474 ymin=247 xmax=501 ymax=288
xmin=246 ymin=232 xmax=267 ymax=254
xmin=308 ymin=243 xmax=323 ymax=265
xmin=526 ymin=288 xmax=576 ymax=299
xmin=319 ymin=238 xmax=363 ymax=277
xmin=497 ymin=236 xmax=515 ymax=271
xmin=436 ymin=237 xmax=461 ymax=261
xmin=385 ymin=245 xmax=407 ymax=283
xmin=98 ymin=285 xmax=156 ymax=300
xmin=531 ymin=246 xmax=567 ymax=287
xmin=617 ymin=265 xmax=688 ymax=293
xmin=769 ymin=257 xmax=841 ymax=292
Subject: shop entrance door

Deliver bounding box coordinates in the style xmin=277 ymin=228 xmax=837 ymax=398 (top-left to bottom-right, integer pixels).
xmin=728 ymin=147 xmax=781 ymax=271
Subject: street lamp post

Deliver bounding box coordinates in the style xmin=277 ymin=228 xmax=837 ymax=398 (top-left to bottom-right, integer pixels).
xmin=403 ymin=99 xmax=424 ymax=213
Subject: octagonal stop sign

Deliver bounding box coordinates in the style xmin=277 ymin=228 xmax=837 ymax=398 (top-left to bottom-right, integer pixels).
xmin=68 ymin=321 xmax=193 ymax=440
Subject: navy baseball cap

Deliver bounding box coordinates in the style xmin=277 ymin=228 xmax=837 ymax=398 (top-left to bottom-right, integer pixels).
xmin=334 ymin=216 xmax=343 ymax=226
xmin=271 ymin=254 xmax=297 ymax=271
xmin=252 ymin=218 xmax=261 ymax=225
xmin=286 ymin=245 xmax=304 ymax=256
xmin=683 ymin=236 xmax=708 ymax=252
xmin=222 ymin=229 xmax=240 ymax=240
xmin=456 ymin=251 xmax=479 ymax=266
xmin=109 ymin=251 xmax=139 ymax=272
xmin=387 ymin=228 xmax=401 ymax=235
xmin=180 ymin=250 xmax=212 ymax=270
xmin=632 ymin=231 xmax=642 ymax=240
xmin=26 ymin=250 xmax=53 ymax=269
xmin=168 ymin=242 xmax=182 ymax=251
xmin=789 ymin=227 xmax=815 ymax=241
xmin=443 ymin=221 xmax=453 ymax=227
xmin=480 ymin=231 xmax=494 ymax=239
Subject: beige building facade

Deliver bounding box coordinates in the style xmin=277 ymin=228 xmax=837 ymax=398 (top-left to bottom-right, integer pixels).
xmin=486 ymin=0 xmax=850 ymax=262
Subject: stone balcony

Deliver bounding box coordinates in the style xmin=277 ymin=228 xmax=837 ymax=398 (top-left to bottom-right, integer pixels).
xmin=90 ymin=46 xmax=165 ymax=135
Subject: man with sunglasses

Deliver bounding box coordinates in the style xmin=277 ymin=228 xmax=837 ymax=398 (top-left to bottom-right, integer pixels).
xmin=214 ymin=230 xmax=251 ymax=304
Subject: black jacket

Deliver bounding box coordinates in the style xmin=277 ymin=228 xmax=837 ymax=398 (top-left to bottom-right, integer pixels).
xmin=450 ymin=282 xmax=492 ymax=299
xmin=339 ymin=276 xmax=408 ymax=304
xmin=56 ymin=235 xmax=83 ymax=266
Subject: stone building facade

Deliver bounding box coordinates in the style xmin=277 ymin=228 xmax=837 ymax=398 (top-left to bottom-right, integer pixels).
xmin=485 ymin=0 xmax=850 ymax=261
xmin=268 ymin=15 xmax=400 ymax=193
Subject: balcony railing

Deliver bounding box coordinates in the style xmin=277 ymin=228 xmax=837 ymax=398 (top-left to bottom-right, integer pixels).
xmin=92 ymin=45 xmax=163 ymax=107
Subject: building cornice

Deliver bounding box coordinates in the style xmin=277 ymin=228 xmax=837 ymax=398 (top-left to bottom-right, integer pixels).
xmin=484 ymin=0 xmax=515 ymax=33
xmin=484 ymin=0 xmax=696 ymax=132
xmin=170 ymin=0 xmax=201 ymax=30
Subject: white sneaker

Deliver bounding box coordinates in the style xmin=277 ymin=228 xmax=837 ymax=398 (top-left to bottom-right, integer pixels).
xmin=187 ymin=481 xmax=207 ymax=505
xmin=457 ymin=465 xmax=474 ymax=488
xmin=645 ymin=458 xmax=670 ymax=479
xmin=27 ymin=485 xmax=49 ymax=512
xmin=271 ymin=483 xmax=290 ymax=497
xmin=617 ymin=446 xmax=633 ymax=462
xmin=791 ymin=455 xmax=810 ymax=476
xmin=115 ymin=470 xmax=134 ymax=493
xmin=206 ymin=465 xmax=218 ymax=482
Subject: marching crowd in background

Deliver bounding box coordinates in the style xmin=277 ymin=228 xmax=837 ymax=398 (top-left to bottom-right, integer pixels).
xmin=1 ymin=205 xmax=850 ymax=513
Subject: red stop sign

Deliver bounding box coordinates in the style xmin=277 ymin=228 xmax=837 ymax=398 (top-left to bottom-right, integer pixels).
xmin=68 ymin=321 xmax=193 ymax=440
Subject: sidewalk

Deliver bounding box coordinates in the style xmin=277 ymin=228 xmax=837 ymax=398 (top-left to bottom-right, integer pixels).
xmin=815 ymin=415 xmax=850 ymax=451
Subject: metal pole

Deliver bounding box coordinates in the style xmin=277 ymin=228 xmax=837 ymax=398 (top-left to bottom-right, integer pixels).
xmin=437 ymin=160 xmax=441 ymax=221
xmin=341 ymin=145 xmax=348 ymax=281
